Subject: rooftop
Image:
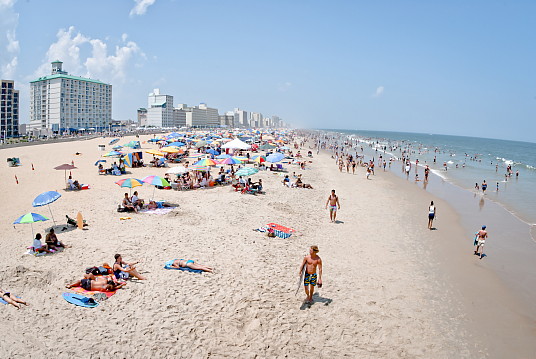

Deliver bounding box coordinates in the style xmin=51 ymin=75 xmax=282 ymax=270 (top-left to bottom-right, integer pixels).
xmin=30 ymin=74 xmax=110 ymax=85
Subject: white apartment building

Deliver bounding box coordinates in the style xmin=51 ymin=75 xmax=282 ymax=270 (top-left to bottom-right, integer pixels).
xmin=233 ymin=108 xmax=249 ymax=127
xmin=29 ymin=61 xmax=112 ymax=135
xmin=1 ymin=80 xmax=19 ymax=138
xmin=181 ymin=103 xmax=219 ymax=128
xmin=249 ymin=112 xmax=263 ymax=128
xmin=146 ymin=89 xmax=174 ymax=127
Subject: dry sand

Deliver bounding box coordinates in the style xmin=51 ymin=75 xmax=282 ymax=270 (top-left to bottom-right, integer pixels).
xmin=0 ymin=135 xmax=533 ymax=358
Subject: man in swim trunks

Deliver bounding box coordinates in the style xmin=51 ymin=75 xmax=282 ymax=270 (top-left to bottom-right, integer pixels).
xmin=474 ymin=225 xmax=488 ymax=259
xmin=325 ymin=189 xmax=340 ymax=223
xmin=171 ymin=259 xmax=214 ymax=273
xmin=298 ymin=245 xmax=323 ymax=304
xmin=66 ymin=273 xmax=125 ymax=292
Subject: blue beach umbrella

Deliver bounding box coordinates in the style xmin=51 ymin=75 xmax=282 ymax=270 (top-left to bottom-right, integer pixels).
xmin=32 ymin=191 xmax=61 ymax=225
xmin=168 ymin=142 xmax=185 ymax=147
xmin=266 ymin=153 xmax=285 ymax=163
xmin=94 ymin=160 xmax=106 ymax=166
xmin=216 ymin=154 xmax=231 ymax=159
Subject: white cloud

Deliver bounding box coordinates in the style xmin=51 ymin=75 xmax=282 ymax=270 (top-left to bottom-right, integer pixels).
xmin=373 ymin=86 xmax=384 ymax=97
xmin=34 ymin=26 xmax=145 ymax=84
xmin=129 ymin=0 xmax=156 ymax=17
xmin=0 ymin=0 xmax=19 ymax=78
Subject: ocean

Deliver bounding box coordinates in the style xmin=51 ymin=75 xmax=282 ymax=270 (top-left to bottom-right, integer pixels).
xmin=321 ymin=129 xmax=536 ymax=315
xmin=333 ymin=130 xmax=536 ymax=228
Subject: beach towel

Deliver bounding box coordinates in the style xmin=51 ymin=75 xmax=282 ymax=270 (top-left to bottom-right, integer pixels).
xmin=164 ymin=259 xmax=203 ymax=273
xmin=0 ymin=295 xmax=21 ymax=304
xmin=62 ymin=293 xmax=99 ymax=308
xmin=140 ymin=207 xmax=176 ymax=215
xmin=265 ymin=223 xmax=296 ymax=239
xmin=70 ymin=286 xmax=116 ymax=299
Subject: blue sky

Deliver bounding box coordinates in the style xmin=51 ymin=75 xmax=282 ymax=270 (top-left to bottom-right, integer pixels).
xmin=1 ymin=0 xmax=535 ymax=142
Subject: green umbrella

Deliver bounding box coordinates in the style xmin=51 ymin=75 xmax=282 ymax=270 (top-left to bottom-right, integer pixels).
xmin=235 ymin=167 xmax=259 ymax=176
xmin=13 ymin=212 xmax=50 ymax=238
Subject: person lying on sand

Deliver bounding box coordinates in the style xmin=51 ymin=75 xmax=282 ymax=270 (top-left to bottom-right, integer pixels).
xmin=113 ymin=254 xmax=146 ymax=280
xmin=66 ymin=273 xmax=125 ymax=292
xmin=171 ymin=259 xmax=214 ymax=273
xmin=1 ymin=288 xmax=29 ymax=309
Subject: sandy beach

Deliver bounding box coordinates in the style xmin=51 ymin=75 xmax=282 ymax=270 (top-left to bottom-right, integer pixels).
xmin=0 ymin=133 xmax=534 ymax=358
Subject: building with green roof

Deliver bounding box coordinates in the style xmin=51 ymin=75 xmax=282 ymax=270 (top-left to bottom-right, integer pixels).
xmin=28 ymin=61 xmax=112 ymax=135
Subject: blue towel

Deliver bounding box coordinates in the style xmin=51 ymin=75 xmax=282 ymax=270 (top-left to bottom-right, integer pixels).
xmin=164 ymin=259 xmax=203 ymax=273
xmin=0 ymin=294 xmax=21 ymax=304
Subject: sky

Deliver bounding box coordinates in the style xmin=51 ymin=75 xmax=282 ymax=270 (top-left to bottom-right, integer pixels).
xmin=0 ymin=0 xmax=535 ymax=142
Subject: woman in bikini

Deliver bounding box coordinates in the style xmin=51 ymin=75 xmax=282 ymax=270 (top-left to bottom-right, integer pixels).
xmin=113 ymin=254 xmax=146 ymax=280
xmin=171 ymin=259 xmax=214 ymax=273
xmin=0 ymin=288 xmax=28 ymax=309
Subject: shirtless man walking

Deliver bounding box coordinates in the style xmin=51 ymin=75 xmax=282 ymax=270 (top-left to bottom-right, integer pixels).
xmin=298 ymin=245 xmax=323 ymax=304
xmin=474 ymin=225 xmax=488 ymax=259
xmin=325 ymin=189 xmax=341 ymax=223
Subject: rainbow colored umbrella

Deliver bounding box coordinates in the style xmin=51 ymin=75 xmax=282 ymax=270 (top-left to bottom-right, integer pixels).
xmin=142 ymin=175 xmax=170 ymax=200
xmin=252 ymin=155 xmax=266 ymax=163
xmin=103 ymin=151 xmax=123 ymax=157
xmin=188 ymin=153 xmax=205 ymax=159
xmin=194 ymin=158 xmax=217 ymax=166
xmin=219 ymin=157 xmax=242 ymax=165
xmin=115 ymin=178 xmax=144 ymax=195
xmin=189 ymin=165 xmax=209 ymax=171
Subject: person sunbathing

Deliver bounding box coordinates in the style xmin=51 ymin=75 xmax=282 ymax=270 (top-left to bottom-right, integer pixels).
xmin=113 ymin=254 xmax=146 ymax=280
xmin=1 ymin=288 xmax=29 ymax=309
xmin=171 ymin=259 xmax=214 ymax=273
xmin=66 ymin=273 xmax=125 ymax=292
xmin=147 ymin=200 xmax=158 ymax=210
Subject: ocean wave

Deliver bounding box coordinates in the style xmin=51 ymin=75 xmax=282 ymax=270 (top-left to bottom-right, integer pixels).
xmin=429 ymin=168 xmax=449 ymax=180
xmin=495 ymin=157 xmax=535 ymax=170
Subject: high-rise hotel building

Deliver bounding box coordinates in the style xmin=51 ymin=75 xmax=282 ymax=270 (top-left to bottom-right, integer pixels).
xmin=0 ymin=80 xmax=19 ymax=138
xmin=29 ymin=61 xmax=112 ymax=135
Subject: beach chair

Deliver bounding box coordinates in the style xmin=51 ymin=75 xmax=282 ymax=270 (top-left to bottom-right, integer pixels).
xmin=276 ymin=164 xmax=284 ymax=171
xmin=170 ymin=182 xmax=179 ymax=191
xmin=7 ymin=157 xmax=21 ymax=167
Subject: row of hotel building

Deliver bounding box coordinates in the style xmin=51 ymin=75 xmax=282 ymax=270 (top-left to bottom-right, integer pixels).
xmin=0 ymin=61 xmax=286 ymax=139
xmin=137 ymin=88 xmax=284 ymax=130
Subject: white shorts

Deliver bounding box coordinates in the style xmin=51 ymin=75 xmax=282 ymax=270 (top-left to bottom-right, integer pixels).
xmin=477 ymin=240 xmax=485 ymax=246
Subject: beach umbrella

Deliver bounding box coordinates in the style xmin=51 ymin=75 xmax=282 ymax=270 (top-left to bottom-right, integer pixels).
xmin=194 ymin=140 xmax=208 ymax=148
xmin=161 ymin=147 xmax=180 ymax=153
xmin=168 ymin=141 xmax=185 ymax=147
xmin=188 ymin=153 xmax=205 ymax=159
xmin=219 ymin=157 xmax=242 ymax=165
xmin=142 ymin=175 xmax=170 ymax=200
xmin=194 ymin=158 xmax=217 ymax=166
xmin=235 ymin=167 xmax=259 ymax=176
xmin=115 ymin=178 xmax=144 ymax=195
xmin=13 ymin=212 xmax=49 ymax=239
xmin=252 ymin=155 xmax=266 ymax=163
xmin=32 ymin=191 xmax=61 ymax=225
xmin=145 ymin=149 xmax=165 ymax=156
xmin=103 ymin=151 xmax=123 ymax=157
xmin=54 ymin=163 xmax=78 ymax=186
xmin=112 ymin=145 xmax=123 ymax=150
xmin=189 ymin=165 xmax=209 ymax=172
xmin=221 ymin=138 xmax=251 ymax=150
xmin=206 ymin=148 xmax=219 ymax=156
xmin=165 ymin=166 xmax=188 ymax=175
xmin=216 ymin=154 xmax=231 ymax=159
xmin=266 ymin=153 xmax=285 ymax=163
xmin=94 ymin=160 xmax=106 ymax=166
xmin=109 ymin=138 xmax=120 ymax=145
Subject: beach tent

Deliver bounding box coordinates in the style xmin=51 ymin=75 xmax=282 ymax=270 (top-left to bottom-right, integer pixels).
xmin=221 ymin=138 xmax=251 ymax=150
xmin=123 ymin=152 xmax=143 ymax=167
